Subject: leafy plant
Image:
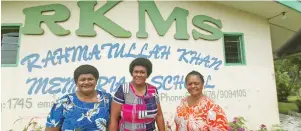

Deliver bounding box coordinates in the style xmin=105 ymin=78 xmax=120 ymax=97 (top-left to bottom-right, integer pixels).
xmin=165 ymin=121 xmax=172 ymax=131
xmin=227 ymin=117 xmax=287 ymax=131
xmin=295 ymin=99 xmax=301 ymax=113
xmin=9 ymin=117 xmax=44 ymax=131
xmin=228 ymin=116 xmax=248 ymax=131
xmin=274 ymin=55 xmax=301 ymax=102
xmin=270 ymin=124 xmax=287 ymax=131
xmin=23 ymin=117 xmax=44 ymax=131
xmin=257 ymin=124 xmax=268 ymax=131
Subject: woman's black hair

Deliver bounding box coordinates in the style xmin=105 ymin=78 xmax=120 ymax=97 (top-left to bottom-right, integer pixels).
xmin=74 ymin=64 xmax=99 ymax=83
xmin=185 ymin=70 xmax=204 ymax=84
xmin=129 ymin=57 xmax=152 ymax=77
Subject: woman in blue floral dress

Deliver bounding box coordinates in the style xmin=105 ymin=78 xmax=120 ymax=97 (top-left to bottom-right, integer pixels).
xmin=45 ymin=64 xmax=112 ymax=131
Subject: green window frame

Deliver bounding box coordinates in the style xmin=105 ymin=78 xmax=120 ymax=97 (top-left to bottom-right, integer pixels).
xmin=222 ymin=33 xmax=246 ymax=66
xmin=1 ymin=23 xmax=22 ymax=67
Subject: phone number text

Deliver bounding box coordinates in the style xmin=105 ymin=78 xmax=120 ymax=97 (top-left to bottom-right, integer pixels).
xmin=204 ymin=89 xmax=247 ymax=100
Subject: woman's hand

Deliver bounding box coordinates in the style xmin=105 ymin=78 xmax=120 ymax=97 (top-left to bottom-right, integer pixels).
xmin=156 ymin=103 xmax=166 ymax=131
xmin=45 ymin=127 xmax=60 ymax=131
xmin=108 ymin=101 xmax=122 ymax=131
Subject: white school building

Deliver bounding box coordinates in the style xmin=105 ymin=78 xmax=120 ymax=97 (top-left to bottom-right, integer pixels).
xmin=1 ymin=0 xmax=301 ymax=130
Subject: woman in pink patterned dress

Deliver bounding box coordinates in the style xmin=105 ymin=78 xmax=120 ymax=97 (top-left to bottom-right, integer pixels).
xmin=109 ymin=58 xmax=165 ymax=131
xmin=174 ymin=71 xmax=228 ymax=131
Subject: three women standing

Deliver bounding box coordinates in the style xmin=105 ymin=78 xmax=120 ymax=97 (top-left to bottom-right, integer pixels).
xmin=45 ymin=58 xmax=228 ymax=131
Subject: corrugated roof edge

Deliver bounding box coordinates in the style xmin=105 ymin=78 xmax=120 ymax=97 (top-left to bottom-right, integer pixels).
xmin=276 ymin=0 xmax=301 ymax=13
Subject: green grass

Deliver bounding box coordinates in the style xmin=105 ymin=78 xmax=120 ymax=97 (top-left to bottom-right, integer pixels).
xmin=278 ymin=96 xmax=300 ymax=114
xmin=288 ymin=96 xmax=300 ymax=102
xmin=278 ymin=102 xmax=299 ymax=114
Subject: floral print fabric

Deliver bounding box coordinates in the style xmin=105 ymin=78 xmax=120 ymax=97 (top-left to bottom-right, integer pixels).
xmin=46 ymin=90 xmax=112 ymax=131
xmin=174 ymin=96 xmax=228 ymax=131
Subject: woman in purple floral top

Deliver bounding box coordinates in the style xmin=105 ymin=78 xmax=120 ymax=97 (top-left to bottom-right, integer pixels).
xmin=109 ymin=58 xmax=166 ymax=131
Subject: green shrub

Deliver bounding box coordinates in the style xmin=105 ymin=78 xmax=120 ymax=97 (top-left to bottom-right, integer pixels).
xmin=296 ymin=99 xmax=301 ymax=113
